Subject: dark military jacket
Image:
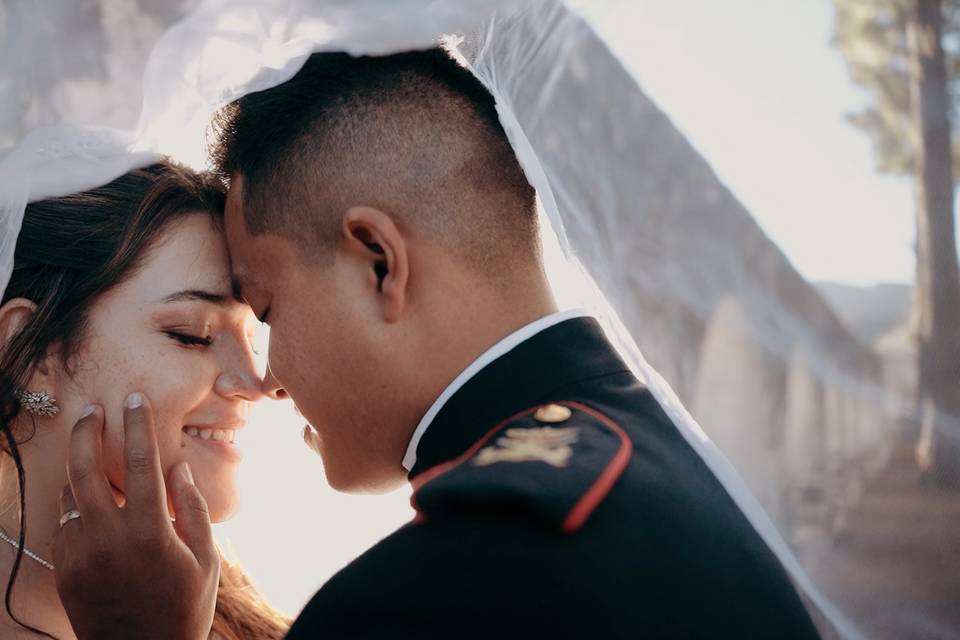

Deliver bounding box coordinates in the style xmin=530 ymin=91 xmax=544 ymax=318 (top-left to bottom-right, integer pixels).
xmin=286 ymin=317 xmax=820 ymax=639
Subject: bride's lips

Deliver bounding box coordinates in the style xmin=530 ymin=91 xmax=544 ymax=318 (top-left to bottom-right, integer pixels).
xmin=182 ymin=418 xmax=246 ymax=463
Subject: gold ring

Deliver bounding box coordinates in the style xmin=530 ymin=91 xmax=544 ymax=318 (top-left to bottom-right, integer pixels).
xmin=58 ymin=509 xmax=81 ymax=528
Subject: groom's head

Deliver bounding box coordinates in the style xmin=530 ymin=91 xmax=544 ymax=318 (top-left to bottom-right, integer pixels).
xmin=214 ymin=48 xmax=553 ymax=491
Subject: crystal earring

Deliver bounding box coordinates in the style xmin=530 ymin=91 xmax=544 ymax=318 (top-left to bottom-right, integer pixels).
xmin=16 ymin=390 xmax=60 ymax=417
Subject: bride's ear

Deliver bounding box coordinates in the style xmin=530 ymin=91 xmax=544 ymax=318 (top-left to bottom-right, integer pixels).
xmin=0 ymin=297 xmax=55 ymax=383
xmin=0 ymin=298 xmax=37 ymax=352
xmin=342 ymin=206 xmax=409 ymax=323
xmin=0 ymin=299 xmax=64 ymax=405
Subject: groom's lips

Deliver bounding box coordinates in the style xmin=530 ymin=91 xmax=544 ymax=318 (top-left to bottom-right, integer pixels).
xmin=302 ymin=424 xmax=322 ymax=455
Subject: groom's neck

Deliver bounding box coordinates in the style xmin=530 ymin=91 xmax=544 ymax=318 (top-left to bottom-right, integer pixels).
xmin=421 ymin=270 xmax=558 ymax=399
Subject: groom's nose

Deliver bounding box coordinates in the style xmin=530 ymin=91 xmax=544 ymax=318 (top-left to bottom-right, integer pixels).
xmin=262 ymin=364 xmax=288 ymax=401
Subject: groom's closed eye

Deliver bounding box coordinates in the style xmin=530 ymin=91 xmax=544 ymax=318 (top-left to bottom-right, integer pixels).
xmin=230 ymin=275 xmax=268 ymax=323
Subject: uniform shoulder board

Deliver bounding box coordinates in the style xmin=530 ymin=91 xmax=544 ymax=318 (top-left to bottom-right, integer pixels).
xmin=411 ymin=401 xmax=633 ymax=534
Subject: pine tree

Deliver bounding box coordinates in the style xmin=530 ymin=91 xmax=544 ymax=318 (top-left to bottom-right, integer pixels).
xmin=834 ymin=0 xmax=960 ymax=488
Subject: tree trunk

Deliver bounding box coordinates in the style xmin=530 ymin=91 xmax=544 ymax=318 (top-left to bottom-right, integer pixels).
xmin=906 ymin=0 xmax=960 ymax=489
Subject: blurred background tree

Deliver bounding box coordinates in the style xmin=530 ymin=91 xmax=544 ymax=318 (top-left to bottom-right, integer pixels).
xmin=834 ymin=0 xmax=960 ymax=488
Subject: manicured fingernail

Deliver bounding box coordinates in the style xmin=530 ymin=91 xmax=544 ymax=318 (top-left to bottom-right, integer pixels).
xmin=125 ymin=392 xmax=143 ymax=409
xmin=80 ymin=404 xmax=97 ymax=419
xmin=178 ymin=462 xmax=194 ymax=486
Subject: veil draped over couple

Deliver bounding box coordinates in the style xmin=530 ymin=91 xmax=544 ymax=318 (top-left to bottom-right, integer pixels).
xmin=0 ymin=1 xmax=877 ymax=638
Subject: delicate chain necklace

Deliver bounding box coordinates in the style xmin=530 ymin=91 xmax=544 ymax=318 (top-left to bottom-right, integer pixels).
xmin=0 ymin=530 xmax=54 ymax=571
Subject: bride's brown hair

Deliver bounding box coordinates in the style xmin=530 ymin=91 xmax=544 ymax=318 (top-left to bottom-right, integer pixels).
xmin=0 ymin=160 xmax=289 ymax=639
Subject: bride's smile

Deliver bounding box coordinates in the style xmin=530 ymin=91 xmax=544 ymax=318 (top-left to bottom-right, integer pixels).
xmin=182 ymin=416 xmax=247 ymax=463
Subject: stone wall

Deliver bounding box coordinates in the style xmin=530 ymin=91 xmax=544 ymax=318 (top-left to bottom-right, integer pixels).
xmin=609 ymin=81 xmax=894 ymax=536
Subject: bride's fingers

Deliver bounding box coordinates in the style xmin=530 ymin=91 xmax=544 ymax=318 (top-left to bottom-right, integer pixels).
xmin=66 ymin=404 xmax=115 ymax=525
xmin=121 ymin=392 xmax=168 ymax=525
xmin=169 ymin=462 xmax=217 ymax=569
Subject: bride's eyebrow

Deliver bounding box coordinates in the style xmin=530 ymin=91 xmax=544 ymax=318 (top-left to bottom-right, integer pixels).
xmin=161 ymin=289 xmax=238 ymax=305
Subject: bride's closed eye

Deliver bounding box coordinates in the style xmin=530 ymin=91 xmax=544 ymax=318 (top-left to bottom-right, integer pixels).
xmin=164 ymin=330 xmax=214 ymax=348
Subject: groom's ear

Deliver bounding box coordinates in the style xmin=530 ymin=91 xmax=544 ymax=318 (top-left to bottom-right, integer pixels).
xmin=342 ymin=206 xmax=409 ymax=323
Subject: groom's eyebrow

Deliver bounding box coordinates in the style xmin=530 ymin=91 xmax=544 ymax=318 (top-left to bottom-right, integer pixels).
xmin=230 ymin=274 xmax=255 ymax=304
xmin=162 ymin=289 xmax=240 ymax=305
xmin=230 ymin=275 xmax=245 ymax=300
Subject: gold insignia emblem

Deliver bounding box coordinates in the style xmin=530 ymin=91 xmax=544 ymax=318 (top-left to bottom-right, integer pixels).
xmin=473 ymin=426 xmax=580 ymax=468
xmin=533 ymin=403 xmax=572 ymax=424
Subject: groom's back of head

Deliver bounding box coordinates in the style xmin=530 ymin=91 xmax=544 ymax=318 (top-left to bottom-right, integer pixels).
xmin=212 ymin=47 xmax=538 ymax=274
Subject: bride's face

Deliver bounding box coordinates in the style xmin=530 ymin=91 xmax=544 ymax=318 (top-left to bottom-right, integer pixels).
xmin=61 ymin=213 xmax=263 ymax=522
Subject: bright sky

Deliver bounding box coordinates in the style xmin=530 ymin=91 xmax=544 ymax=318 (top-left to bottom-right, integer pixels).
xmin=215 ymin=0 xmax=931 ymax=618
xmin=579 ymin=0 xmax=919 ymax=286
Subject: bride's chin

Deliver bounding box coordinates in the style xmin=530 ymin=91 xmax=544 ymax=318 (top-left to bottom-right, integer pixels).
xmin=209 ymin=504 xmax=238 ymax=524
xmin=203 ymin=491 xmax=240 ymax=524
xmin=189 ymin=471 xmax=240 ymax=523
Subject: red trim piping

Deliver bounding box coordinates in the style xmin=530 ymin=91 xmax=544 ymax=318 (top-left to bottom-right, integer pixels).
xmin=560 ymin=401 xmax=633 ymax=533
xmin=409 ymin=401 xmax=633 ymax=535
xmin=409 ymin=405 xmax=542 ymax=511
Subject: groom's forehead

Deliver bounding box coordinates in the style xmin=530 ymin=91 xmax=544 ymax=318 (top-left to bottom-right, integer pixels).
xmin=225 ymin=173 xmax=276 ymax=244
xmin=224 ymin=174 xmax=246 ymax=221
xmin=223 ymin=177 xmax=261 ymax=258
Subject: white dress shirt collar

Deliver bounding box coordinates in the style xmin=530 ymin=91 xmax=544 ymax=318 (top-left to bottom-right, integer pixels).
xmin=401 ymin=308 xmax=592 ymax=472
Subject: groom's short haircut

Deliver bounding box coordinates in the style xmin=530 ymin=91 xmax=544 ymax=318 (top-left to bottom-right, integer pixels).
xmin=211 ymin=47 xmax=538 ymax=273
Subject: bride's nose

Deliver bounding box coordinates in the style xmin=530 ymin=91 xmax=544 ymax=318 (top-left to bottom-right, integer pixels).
xmin=214 ymin=368 xmax=265 ymax=402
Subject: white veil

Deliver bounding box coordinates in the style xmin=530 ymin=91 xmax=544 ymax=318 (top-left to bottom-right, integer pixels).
xmin=0 ymin=1 xmax=948 ymax=638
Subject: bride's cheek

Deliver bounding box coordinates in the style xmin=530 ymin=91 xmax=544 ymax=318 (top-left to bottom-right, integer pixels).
xmin=100 ymin=414 xmax=126 ymax=496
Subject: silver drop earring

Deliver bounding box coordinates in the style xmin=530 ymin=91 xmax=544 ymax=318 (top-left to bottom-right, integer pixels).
xmin=16 ymin=390 xmax=60 ymax=417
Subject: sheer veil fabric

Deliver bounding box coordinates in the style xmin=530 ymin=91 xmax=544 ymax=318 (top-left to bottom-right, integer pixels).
xmin=2 ymin=1 xmax=930 ymax=638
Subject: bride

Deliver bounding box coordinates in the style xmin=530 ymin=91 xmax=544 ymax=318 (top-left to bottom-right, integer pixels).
xmin=0 ymin=161 xmax=288 ymax=639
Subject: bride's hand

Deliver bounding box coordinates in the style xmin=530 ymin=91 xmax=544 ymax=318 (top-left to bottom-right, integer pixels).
xmin=52 ymin=393 xmax=220 ymax=640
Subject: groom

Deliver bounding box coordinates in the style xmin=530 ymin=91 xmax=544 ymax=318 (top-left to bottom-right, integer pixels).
xmin=53 ymin=49 xmax=820 ymax=638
